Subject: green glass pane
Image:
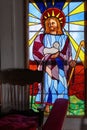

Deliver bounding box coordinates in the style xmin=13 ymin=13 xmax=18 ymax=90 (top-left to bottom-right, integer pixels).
xmin=28 ymin=1 xmax=85 ymax=116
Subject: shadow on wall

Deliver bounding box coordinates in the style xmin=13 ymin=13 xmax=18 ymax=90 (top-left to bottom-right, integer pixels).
xmin=80 ymin=118 xmax=87 ymax=130
xmin=62 ymin=117 xmax=87 ymax=130
xmin=44 ymin=116 xmax=87 ymax=130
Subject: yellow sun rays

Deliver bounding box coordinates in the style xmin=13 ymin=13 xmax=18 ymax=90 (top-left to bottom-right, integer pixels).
xmin=69 ymin=21 xmax=87 ymax=26
xmin=28 ymin=1 xmax=86 ymax=67
xmin=28 ymin=13 xmax=40 ymax=20
xmin=28 ymin=27 xmax=43 ymax=46
xmin=52 ymin=0 xmax=55 ymax=6
xmin=63 ymin=1 xmax=86 ymax=67
xmin=28 ymin=1 xmax=42 ymax=46
xmin=28 ymin=13 xmax=41 ymax=26
xmin=63 ymin=0 xmax=71 ymax=9
xmin=43 ymin=0 xmax=55 ymax=7
xmin=43 ymin=0 xmax=47 ymax=7
xmin=29 ymin=0 xmax=41 ymax=12
xmin=68 ymin=2 xmax=86 ymax=16
xmin=28 ymin=22 xmax=41 ymax=26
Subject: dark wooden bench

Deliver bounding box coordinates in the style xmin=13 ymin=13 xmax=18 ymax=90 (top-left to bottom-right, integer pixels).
xmin=0 ymin=69 xmax=44 ymax=130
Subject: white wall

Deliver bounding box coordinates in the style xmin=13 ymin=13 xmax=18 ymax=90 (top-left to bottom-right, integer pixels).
xmin=0 ymin=0 xmax=87 ymax=130
xmin=43 ymin=116 xmax=87 ymax=130
xmin=0 ymin=0 xmax=25 ymax=69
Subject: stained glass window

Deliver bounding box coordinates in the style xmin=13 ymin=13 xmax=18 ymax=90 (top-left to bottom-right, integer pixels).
xmin=28 ymin=0 xmax=87 ymax=116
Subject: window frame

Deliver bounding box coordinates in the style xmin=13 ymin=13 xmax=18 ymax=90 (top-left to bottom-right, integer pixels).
xmin=25 ymin=0 xmax=87 ymax=117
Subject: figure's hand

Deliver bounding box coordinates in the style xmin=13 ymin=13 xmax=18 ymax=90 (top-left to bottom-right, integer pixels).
xmin=51 ymin=52 xmax=60 ymax=58
xmin=69 ymin=60 xmax=76 ymax=67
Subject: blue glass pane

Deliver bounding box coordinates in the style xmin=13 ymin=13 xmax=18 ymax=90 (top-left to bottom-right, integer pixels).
xmin=69 ymin=12 xmax=84 ymax=22
xmin=69 ymin=2 xmax=82 ymax=12
xmin=70 ymin=24 xmax=84 ymax=31
xmin=69 ymin=32 xmax=84 ymax=61
xmin=28 ymin=1 xmax=85 ymax=116
xmin=29 ymin=3 xmax=41 ymax=18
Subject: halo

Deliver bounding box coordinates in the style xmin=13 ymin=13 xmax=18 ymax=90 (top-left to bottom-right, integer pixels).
xmin=41 ymin=8 xmax=66 ymax=29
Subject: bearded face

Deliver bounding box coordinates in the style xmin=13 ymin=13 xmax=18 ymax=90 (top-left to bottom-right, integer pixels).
xmin=45 ymin=17 xmax=63 ymax=35
xmin=48 ymin=19 xmax=58 ymax=32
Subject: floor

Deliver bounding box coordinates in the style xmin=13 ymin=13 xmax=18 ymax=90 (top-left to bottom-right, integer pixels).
xmin=43 ymin=116 xmax=87 ymax=130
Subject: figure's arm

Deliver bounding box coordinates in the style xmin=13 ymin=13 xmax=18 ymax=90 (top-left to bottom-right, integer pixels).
xmin=51 ymin=52 xmax=60 ymax=58
xmin=43 ymin=42 xmax=60 ymax=59
xmin=50 ymin=37 xmax=76 ymax=67
xmin=33 ymin=34 xmax=51 ymax=72
xmin=33 ymin=34 xmax=44 ymax=61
